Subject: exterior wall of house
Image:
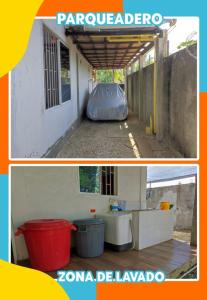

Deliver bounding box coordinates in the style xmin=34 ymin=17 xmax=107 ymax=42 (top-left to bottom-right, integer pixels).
xmin=11 ymin=20 xmax=91 ymax=158
xmin=11 ymin=166 xmax=147 ymax=260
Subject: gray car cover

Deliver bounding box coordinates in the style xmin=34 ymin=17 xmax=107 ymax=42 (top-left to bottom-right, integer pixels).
xmin=87 ymin=83 xmax=128 ymax=121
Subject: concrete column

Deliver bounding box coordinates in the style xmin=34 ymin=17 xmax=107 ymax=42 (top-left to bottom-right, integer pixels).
xmin=154 ymin=30 xmax=168 ymax=139
xmin=124 ymin=67 xmax=127 ymax=93
xmin=128 ymin=64 xmax=132 ymax=110
xmin=138 ymin=55 xmax=144 ymax=121
xmin=140 ymin=167 xmax=147 ymax=209
xmin=93 ymin=69 xmax=96 ymax=84
xmin=191 ymin=175 xmax=197 ymax=246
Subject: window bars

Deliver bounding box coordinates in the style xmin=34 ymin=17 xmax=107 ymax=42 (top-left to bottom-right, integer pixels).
xmin=101 ymin=166 xmax=117 ymax=196
xmin=43 ymin=26 xmax=60 ymax=109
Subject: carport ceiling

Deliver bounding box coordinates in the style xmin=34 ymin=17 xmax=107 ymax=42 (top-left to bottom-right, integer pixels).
xmin=65 ymin=26 xmax=162 ymax=69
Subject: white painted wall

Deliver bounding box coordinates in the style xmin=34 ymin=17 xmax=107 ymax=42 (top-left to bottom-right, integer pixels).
xmin=77 ymin=53 xmax=93 ymax=116
xmin=11 ymin=166 xmax=147 ymax=260
xmin=132 ymin=210 xmax=174 ymax=250
xmin=11 ymin=20 xmax=91 ymax=158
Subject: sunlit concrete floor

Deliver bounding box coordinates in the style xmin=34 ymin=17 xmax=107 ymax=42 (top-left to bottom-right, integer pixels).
xmin=55 ymin=113 xmax=182 ymax=159
xmin=173 ymin=230 xmax=191 ymax=243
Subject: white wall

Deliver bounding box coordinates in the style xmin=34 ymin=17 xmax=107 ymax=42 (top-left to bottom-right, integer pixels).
xmin=77 ymin=53 xmax=93 ymax=116
xmin=11 ymin=166 xmax=147 ymax=260
xmin=11 ymin=20 xmax=91 ymax=158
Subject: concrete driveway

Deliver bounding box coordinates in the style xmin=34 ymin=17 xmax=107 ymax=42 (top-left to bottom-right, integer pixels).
xmin=49 ymin=113 xmax=182 ymax=159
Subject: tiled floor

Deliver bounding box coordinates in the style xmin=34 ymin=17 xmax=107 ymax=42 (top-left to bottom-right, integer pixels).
xmin=47 ymin=240 xmax=196 ymax=279
xmin=19 ymin=239 xmax=197 ymax=279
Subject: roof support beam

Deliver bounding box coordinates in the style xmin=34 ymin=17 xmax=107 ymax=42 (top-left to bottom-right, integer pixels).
xmin=128 ymin=42 xmax=154 ymax=65
xmin=67 ymin=27 xmax=163 ymax=69
xmin=85 ymin=55 xmax=132 ymax=58
xmin=73 ymin=40 xmax=152 ymax=45
xmin=66 ymin=28 xmax=162 ymax=36
xmin=81 ymin=46 xmax=142 ymax=51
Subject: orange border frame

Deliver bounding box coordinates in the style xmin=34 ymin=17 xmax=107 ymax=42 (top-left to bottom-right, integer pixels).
xmin=0 ymin=0 xmax=204 ymax=297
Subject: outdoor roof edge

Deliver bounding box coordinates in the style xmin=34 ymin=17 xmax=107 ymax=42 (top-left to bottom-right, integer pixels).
xmin=147 ymin=166 xmax=197 ymax=183
xmin=65 ymin=26 xmax=162 ymax=36
xmin=65 ymin=26 xmax=162 ymax=69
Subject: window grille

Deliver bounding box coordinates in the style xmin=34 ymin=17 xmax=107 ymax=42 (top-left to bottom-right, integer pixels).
xmin=43 ymin=26 xmax=59 ymax=109
xmin=79 ymin=166 xmax=117 ymax=196
xmin=101 ymin=166 xmax=117 ymax=196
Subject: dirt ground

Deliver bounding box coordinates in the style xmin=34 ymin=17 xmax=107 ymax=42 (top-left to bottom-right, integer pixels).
xmin=173 ymin=229 xmax=191 ymax=243
xmin=181 ymin=267 xmax=197 ymax=279
xmin=55 ymin=113 xmax=182 ymax=159
xmin=173 ymin=230 xmax=197 ymax=279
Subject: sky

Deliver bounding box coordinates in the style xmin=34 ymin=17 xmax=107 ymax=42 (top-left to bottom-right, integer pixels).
xmin=143 ymin=17 xmax=198 ymax=65
xmin=147 ymin=166 xmax=197 ymax=182
xmin=164 ymin=17 xmax=198 ymax=54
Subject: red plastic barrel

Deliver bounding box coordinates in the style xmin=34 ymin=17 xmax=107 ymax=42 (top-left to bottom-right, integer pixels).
xmin=15 ymin=219 xmax=76 ymax=272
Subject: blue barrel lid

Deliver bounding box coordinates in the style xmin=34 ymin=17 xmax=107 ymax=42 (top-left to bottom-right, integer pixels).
xmin=73 ymin=218 xmax=104 ymax=226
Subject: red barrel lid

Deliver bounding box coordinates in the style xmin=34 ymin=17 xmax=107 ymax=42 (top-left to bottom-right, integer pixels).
xmin=23 ymin=219 xmax=72 ymax=230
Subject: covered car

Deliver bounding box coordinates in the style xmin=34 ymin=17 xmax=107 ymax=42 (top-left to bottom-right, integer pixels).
xmin=87 ymin=83 xmax=128 ymax=121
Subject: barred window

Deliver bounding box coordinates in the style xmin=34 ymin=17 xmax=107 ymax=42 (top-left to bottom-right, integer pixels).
xmin=79 ymin=166 xmax=117 ymax=196
xmin=79 ymin=167 xmax=100 ymax=193
xmin=101 ymin=166 xmax=117 ymax=195
xmin=60 ymin=42 xmax=71 ymax=102
xmin=43 ymin=26 xmax=59 ymax=109
xmin=43 ymin=26 xmax=71 ymax=109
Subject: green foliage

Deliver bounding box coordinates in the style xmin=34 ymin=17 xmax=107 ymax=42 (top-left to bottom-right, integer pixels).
xmin=96 ymin=70 xmax=113 ymax=83
xmin=133 ymin=61 xmax=139 ymax=72
xmin=113 ymin=69 xmax=124 ymax=83
xmin=96 ymin=69 xmax=124 ymax=83
xmin=79 ymin=167 xmax=100 ymax=193
xmin=177 ymin=40 xmax=197 ymax=49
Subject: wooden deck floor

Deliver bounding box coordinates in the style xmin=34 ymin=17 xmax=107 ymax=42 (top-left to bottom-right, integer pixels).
xmin=47 ymin=239 xmax=197 ymax=279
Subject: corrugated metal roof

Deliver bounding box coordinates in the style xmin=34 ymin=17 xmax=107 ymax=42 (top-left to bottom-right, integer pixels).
xmin=65 ymin=26 xmax=161 ymax=69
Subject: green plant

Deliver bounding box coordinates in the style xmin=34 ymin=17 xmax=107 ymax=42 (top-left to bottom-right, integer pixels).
xmin=96 ymin=69 xmax=124 ymax=83
xmin=177 ymin=40 xmax=197 ymax=49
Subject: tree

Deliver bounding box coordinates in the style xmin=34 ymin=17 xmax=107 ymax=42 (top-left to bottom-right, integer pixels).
xmin=96 ymin=70 xmax=113 ymax=83
xmin=177 ymin=40 xmax=197 ymax=49
xmin=96 ymin=69 xmax=124 ymax=83
xmin=79 ymin=167 xmax=100 ymax=193
xmin=113 ymin=69 xmax=124 ymax=83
